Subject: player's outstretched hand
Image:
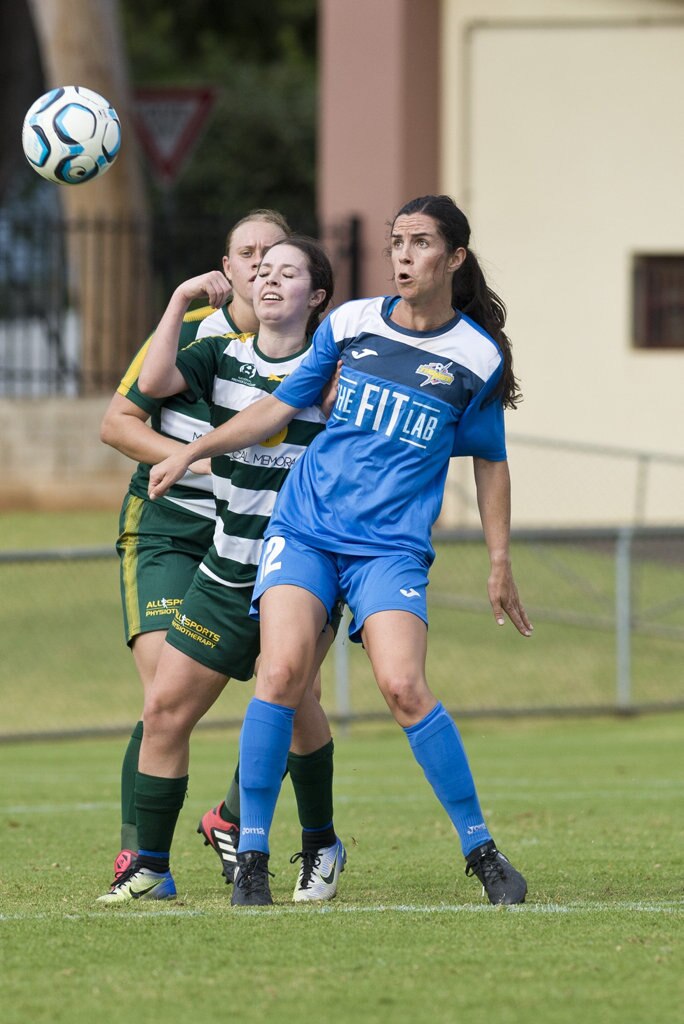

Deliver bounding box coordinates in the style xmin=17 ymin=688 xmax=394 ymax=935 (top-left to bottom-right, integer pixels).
xmin=488 ymin=563 xmax=533 ymax=637
xmin=149 ymin=452 xmax=191 ymax=500
xmin=176 ymin=270 xmax=231 ymax=310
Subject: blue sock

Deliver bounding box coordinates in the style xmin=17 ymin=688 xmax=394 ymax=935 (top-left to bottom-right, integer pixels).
xmin=137 ymin=849 xmax=170 ymax=872
xmin=404 ymin=703 xmax=492 ymax=857
xmin=237 ymin=697 xmax=296 ymax=855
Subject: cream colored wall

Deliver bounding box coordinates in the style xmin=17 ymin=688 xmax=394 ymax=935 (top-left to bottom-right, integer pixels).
xmin=441 ymin=0 xmax=684 ymax=192
xmin=0 ymin=398 xmax=131 ymax=510
xmin=318 ymin=0 xmax=440 ymax=301
xmin=439 ymin=0 xmax=684 ymax=525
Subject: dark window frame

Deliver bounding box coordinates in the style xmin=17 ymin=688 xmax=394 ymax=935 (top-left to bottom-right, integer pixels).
xmin=633 ymin=254 xmax=684 ymax=350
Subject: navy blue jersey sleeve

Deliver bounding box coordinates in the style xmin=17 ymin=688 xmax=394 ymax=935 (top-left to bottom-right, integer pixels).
xmin=175 ymin=335 xmax=222 ymax=403
xmin=451 ymin=366 xmax=507 ymax=460
xmin=273 ymin=317 xmax=340 ymax=409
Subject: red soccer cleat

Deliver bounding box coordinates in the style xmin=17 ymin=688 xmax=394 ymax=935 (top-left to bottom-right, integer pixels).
xmin=197 ymin=805 xmax=239 ymax=884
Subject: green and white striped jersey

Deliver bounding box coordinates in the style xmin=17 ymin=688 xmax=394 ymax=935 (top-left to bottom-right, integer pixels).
xmin=176 ymin=331 xmax=326 ymax=587
xmin=117 ymin=304 xmax=240 ymax=520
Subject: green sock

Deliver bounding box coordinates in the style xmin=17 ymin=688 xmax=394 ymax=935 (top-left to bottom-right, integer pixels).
xmin=223 ymin=764 xmax=240 ymax=826
xmin=224 ymin=758 xmax=290 ymax=827
xmin=120 ymin=720 xmax=143 ymax=851
xmin=287 ymin=739 xmax=335 ymax=830
xmin=135 ymin=772 xmax=188 ymax=856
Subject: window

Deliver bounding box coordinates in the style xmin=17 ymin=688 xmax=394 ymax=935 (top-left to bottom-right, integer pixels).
xmin=633 ymin=255 xmax=684 ymax=349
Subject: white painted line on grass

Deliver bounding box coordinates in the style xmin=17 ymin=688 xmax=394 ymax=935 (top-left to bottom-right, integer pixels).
xmin=2 ymin=898 xmax=683 ymax=922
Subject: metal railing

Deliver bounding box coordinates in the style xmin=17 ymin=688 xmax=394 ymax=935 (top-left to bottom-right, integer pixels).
xmin=0 ymin=211 xmax=362 ymax=396
xmin=2 ymin=526 xmax=682 ymax=742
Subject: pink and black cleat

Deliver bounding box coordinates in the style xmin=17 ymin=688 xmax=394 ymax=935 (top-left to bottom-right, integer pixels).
xmin=114 ymin=848 xmax=136 ymax=880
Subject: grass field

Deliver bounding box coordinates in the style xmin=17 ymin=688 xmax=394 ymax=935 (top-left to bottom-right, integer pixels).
xmin=1 ymin=510 xmax=683 ymax=1021
xmin=0 ymin=509 xmax=118 ymax=550
xmin=1 ymin=713 xmax=682 ymax=1024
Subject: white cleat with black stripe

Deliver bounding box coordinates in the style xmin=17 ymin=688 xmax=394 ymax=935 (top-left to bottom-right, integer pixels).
xmin=291 ymin=837 xmax=346 ymax=902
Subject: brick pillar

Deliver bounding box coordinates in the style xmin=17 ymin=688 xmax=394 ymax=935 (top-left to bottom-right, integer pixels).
xmin=318 ymin=0 xmax=440 ymax=300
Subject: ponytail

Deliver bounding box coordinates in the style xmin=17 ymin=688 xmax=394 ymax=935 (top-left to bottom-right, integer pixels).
xmin=453 ymin=250 xmax=521 ymax=410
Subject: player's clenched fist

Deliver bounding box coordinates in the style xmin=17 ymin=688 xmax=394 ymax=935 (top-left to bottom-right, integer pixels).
xmin=175 ymin=271 xmax=231 ymax=310
xmin=149 ymin=451 xmax=192 ymax=500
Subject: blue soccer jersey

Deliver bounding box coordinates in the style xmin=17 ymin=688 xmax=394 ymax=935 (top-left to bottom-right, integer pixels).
xmin=268 ymin=296 xmax=507 ymax=565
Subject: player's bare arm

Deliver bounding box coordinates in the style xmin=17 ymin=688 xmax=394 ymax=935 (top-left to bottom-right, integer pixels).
xmin=100 ymin=392 xmax=205 ymax=467
xmin=139 ymin=271 xmax=231 ymax=399
xmin=148 ymin=393 xmax=298 ymax=500
xmin=320 ymin=359 xmax=342 ymax=418
xmin=473 ymin=456 xmax=533 ymax=637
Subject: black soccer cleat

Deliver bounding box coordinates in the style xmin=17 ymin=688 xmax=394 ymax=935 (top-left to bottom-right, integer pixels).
xmin=465 ymin=840 xmax=527 ymax=905
xmin=231 ymin=851 xmax=274 ymax=907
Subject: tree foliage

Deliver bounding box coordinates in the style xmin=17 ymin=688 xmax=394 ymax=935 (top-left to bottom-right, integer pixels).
xmin=120 ymin=0 xmax=318 ymax=234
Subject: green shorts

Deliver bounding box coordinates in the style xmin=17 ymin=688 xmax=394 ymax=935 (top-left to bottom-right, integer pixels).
xmin=165 ymin=568 xmax=259 ymax=680
xmin=117 ymin=492 xmax=215 ymax=645
xmin=165 ymin=571 xmax=346 ymax=681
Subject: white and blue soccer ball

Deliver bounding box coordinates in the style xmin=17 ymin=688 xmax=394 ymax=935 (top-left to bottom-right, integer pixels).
xmin=21 ymin=85 xmax=121 ymax=185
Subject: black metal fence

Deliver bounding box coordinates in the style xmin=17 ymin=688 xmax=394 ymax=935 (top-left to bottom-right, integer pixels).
xmin=0 ymin=210 xmax=361 ymax=396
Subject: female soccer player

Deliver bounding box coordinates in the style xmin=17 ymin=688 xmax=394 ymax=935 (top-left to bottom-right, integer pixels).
xmin=99 ymin=236 xmax=344 ymax=904
xmin=100 ymin=220 xmax=341 ymax=900
xmin=148 ymin=195 xmax=533 ymax=908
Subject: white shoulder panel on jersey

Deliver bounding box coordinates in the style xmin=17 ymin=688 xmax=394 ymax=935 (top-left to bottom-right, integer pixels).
xmin=196 ymin=307 xmax=233 ymax=338
xmin=330 ymin=297 xmax=501 ymax=385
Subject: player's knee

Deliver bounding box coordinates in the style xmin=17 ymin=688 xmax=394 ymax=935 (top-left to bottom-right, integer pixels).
xmin=142 ymin=692 xmax=195 ymax=742
xmin=378 ymin=672 xmax=430 ymax=719
xmin=257 ymin=659 xmax=307 ymax=706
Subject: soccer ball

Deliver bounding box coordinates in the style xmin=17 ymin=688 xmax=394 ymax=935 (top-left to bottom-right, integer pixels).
xmin=21 ymin=85 xmax=121 ymax=185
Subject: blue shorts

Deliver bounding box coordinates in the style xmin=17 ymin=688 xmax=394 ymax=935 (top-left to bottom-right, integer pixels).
xmin=251 ymin=534 xmax=429 ymax=642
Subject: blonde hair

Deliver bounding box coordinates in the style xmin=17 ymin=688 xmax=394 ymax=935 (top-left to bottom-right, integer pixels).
xmin=224 ymin=209 xmax=292 ymax=257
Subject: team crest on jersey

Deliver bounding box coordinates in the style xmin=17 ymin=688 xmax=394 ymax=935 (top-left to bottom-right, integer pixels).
xmin=415 ymin=361 xmax=455 ymax=388
xmin=239 ymin=363 xmax=257 ymax=380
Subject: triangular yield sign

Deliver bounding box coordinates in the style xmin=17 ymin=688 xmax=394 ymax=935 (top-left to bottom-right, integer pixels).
xmin=132 ymin=86 xmax=218 ymax=187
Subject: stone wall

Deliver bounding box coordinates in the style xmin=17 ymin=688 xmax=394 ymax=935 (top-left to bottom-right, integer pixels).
xmin=0 ymin=398 xmax=132 ymax=510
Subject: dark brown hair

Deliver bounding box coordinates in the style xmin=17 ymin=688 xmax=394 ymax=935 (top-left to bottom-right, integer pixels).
xmin=262 ymin=236 xmax=334 ymax=336
xmin=392 ymin=195 xmax=521 ymax=409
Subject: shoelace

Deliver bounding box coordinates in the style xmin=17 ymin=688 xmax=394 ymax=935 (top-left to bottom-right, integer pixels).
xmin=290 ymin=851 xmax=321 ymax=889
xmin=235 ymin=857 xmax=274 ymax=892
xmin=465 ymin=849 xmax=505 ymax=882
xmin=108 ymin=863 xmax=140 ymax=890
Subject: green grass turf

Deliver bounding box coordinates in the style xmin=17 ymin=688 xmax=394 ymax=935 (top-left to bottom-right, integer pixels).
xmin=1 ymin=714 xmax=682 ymax=1024
xmin=0 ymin=509 xmax=118 ymax=550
